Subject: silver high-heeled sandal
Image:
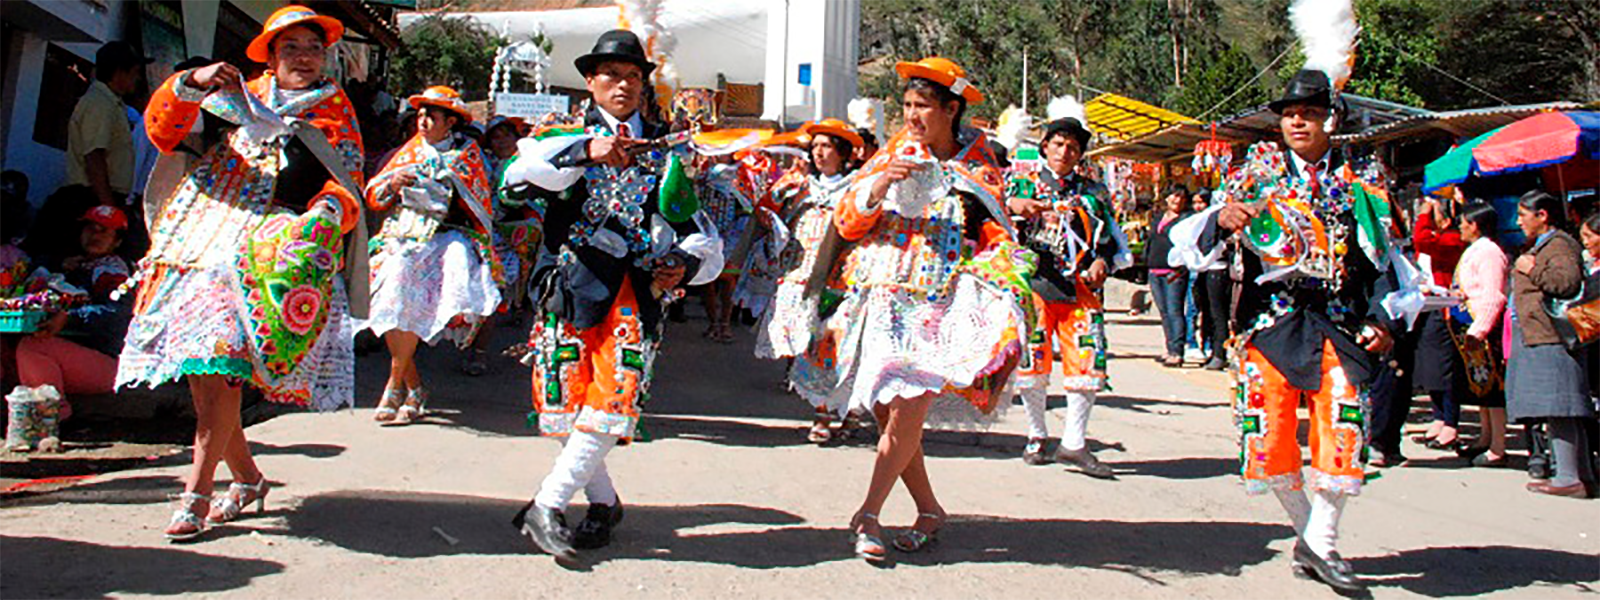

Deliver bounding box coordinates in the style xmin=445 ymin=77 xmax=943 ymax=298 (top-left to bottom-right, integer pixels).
xmin=852 ymin=512 xmax=887 ymax=563
xmin=373 ymin=387 xmax=403 ymax=422
xmin=393 ymin=387 xmax=428 ymax=425
xmin=208 ymin=479 xmax=269 ymax=524
xmin=165 ymin=492 xmax=211 ymax=542
xmin=893 ymin=512 xmax=945 ymax=552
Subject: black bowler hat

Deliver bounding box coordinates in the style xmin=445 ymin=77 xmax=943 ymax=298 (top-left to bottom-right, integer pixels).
xmin=575 ymin=30 xmax=656 ymax=78
xmin=1269 ymin=69 xmax=1334 ymax=114
xmin=1042 ymin=117 xmax=1092 ymax=150
xmin=95 ymin=41 xmax=153 ymax=74
xmin=173 ymin=56 xmax=213 ymax=72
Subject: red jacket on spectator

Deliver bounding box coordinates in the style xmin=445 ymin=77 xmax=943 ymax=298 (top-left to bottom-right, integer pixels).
xmin=1413 ymin=209 xmax=1465 ymax=287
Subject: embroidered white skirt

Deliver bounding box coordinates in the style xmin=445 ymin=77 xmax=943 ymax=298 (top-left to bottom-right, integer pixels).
xmin=815 ymin=274 xmax=1025 ymax=428
xmin=356 ymin=230 xmax=501 ymax=347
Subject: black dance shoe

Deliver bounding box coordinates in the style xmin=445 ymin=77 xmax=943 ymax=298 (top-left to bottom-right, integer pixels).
xmin=1022 ymin=438 xmax=1052 ymax=466
xmin=512 ymin=500 xmax=576 ymax=558
xmin=1292 ymin=539 xmax=1367 ymax=594
xmin=573 ymin=499 xmax=625 ymax=549
xmin=1056 ymin=448 xmax=1116 ymax=479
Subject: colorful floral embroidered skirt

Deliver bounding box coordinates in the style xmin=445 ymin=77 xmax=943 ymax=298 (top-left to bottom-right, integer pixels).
xmin=752 ymin=203 xmax=832 ymax=360
xmin=356 ymin=230 xmax=501 ymax=348
xmin=118 ymin=209 xmax=354 ymax=410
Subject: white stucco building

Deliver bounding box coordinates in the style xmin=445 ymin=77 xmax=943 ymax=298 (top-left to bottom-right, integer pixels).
xmin=410 ymin=0 xmax=860 ymax=125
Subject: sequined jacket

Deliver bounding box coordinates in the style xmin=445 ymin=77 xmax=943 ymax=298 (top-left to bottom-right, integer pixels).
xmin=1008 ymin=168 xmax=1119 ymax=303
xmin=1191 ymin=145 xmax=1397 ymax=390
xmin=834 ymin=127 xmax=1012 ymax=298
xmin=144 ymin=71 xmax=364 ymax=235
xmin=509 ymin=108 xmax=724 ymax=331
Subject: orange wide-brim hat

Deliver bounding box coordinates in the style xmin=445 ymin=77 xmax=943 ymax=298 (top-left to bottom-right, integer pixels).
xmin=802 ymin=118 xmax=865 ymax=149
xmin=247 ymin=5 xmax=344 ymax=63
xmin=895 ymin=57 xmax=984 ymax=105
xmin=408 ymin=86 xmax=474 ymax=123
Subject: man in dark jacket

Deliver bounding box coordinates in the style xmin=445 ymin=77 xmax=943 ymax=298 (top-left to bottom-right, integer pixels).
xmin=1184 ymin=68 xmax=1398 ymax=593
xmin=508 ymin=30 xmax=723 ymax=560
xmin=1005 ymin=116 xmax=1124 ymax=477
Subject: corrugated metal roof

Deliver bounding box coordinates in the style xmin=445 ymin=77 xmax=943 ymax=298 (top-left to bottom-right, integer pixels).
xmin=1336 ymin=101 xmax=1583 ymax=145
xmin=1083 ymin=93 xmax=1198 ymax=141
xmin=1089 ymin=94 xmax=1429 ymax=163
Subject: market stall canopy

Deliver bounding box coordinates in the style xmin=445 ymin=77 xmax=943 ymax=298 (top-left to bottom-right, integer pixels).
xmin=1090 ymin=93 xmax=1428 ymax=164
xmin=1424 ymin=110 xmax=1600 ymax=192
xmin=1083 ymin=93 xmax=1197 ymax=142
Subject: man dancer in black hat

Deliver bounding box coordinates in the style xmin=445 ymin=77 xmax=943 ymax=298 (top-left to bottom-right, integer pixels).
xmin=504 ymin=30 xmax=723 ymax=560
xmin=1175 ymin=66 xmax=1399 ymax=593
xmin=1005 ymin=116 xmax=1124 ymax=478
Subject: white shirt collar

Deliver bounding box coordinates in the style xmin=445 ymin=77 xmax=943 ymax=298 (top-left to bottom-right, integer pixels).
xmin=1288 ymin=148 xmax=1331 ymax=181
xmin=597 ymin=108 xmax=644 ymax=138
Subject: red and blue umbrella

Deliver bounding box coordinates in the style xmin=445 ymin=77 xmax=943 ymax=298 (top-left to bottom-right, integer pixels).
xmin=1424 ymin=110 xmax=1600 ymax=192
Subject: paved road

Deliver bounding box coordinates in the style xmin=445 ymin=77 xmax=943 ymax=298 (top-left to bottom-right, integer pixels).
xmin=2 ymin=310 xmax=1596 ymax=599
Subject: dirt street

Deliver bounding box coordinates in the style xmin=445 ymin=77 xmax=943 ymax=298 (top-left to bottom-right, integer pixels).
xmin=2 ymin=312 xmax=1596 ymax=599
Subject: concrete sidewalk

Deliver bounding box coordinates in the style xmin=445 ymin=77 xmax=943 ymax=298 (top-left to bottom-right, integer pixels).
xmin=1 ymin=313 xmax=1595 ymax=599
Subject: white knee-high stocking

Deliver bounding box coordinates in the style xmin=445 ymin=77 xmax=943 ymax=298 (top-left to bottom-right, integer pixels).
xmin=1273 ymin=485 xmax=1311 ymax=537
xmin=585 ymin=456 xmax=618 ymax=505
xmin=1060 ymin=390 xmax=1096 ymax=452
xmin=1020 ymin=383 xmax=1050 ymax=440
xmin=535 ymin=430 xmax=619 ymax=511
xmin=1304 ymin=488 xmax=1347 ymax=559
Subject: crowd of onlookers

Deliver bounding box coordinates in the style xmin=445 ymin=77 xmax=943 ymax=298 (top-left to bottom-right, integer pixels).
xmin=1141 ymin=180 xmax=1600 ymax=497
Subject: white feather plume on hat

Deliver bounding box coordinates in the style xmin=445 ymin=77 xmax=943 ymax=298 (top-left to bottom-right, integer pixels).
xmin=1046 ymin=95 xmax=1087 ymax=126
xmin=847 ymin=97 xmax=883 ymax=142
xmin=995 ymin=105 xmax=1032 ymax=151
xmin=1290 ymin=0 xmax=1360 ymax=91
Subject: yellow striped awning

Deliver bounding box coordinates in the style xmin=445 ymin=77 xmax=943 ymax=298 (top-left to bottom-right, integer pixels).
xmin=1084 ymin=93 xmax=1198 ymax=142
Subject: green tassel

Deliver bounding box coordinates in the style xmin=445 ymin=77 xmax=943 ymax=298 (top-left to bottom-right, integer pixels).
xmin=633 ymin=420 xmax=651 ymax=442
xmin=657 ymin=154 xmax=699 ymax=223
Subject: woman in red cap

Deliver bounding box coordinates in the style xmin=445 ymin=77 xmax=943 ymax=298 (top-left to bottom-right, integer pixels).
xmin=822 ymin=57 xmax=1034 ymax=562
xmin=121 ymin=5 xmax=365 ymax=541
xmin=358 ymin=86 xmax=500 ymax=424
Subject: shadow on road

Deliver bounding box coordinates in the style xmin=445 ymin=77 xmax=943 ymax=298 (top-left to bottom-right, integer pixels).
xmin=0 ymin=534 xmax=284 ymax=597
xmin=0 ymin=452 xmax=187 ymax=481
xmin=1114 ymin=457 xmax=1238 ymax=480
xmin=283 ymin=489 xmax=805 ymax=559
xmin=281 ymin=489 xmax=1302 ymax=576
xmin=1098 ymin=393 xmax=1228 ymax=414
xmin=252 ymin=441 xmax=348 ymax=459
xmin=648 ymin=414 xmax=1134 ymax=461
xmin=646 ymin=415 xmax=814 ymax=449
xmin=1353 ymin=545 xmax=1600 ymax=596
xmin=1 ymin=474 xmax=181 ymax=507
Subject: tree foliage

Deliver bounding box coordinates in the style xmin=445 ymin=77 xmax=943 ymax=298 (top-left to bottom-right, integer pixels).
xmin=859 ymin=0 xmax=1598 ymax=126
xmin=388 ymin=14 xmax=505 ymax=101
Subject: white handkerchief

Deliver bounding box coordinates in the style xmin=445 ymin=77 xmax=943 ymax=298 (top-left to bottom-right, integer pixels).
xmin=883 ymin=147 xmax=947 ymax=217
